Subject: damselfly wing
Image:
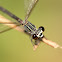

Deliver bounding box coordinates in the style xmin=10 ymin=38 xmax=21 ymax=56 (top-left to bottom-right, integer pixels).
xmin=24 ymin=0 xmax=39 ymax=22
xmin=0 ymin=15 xmax=24 ymax=33
xmin=0 ymin=0 xmax=39 ymax=33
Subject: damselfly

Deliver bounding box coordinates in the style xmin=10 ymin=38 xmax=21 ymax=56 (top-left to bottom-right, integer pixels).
xmin=0 ymin=0 xmax=62 ymax=50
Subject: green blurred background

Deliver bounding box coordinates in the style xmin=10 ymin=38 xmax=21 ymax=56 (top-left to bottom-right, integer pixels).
xmin=0 ymin=0 xmax=62 ymax=62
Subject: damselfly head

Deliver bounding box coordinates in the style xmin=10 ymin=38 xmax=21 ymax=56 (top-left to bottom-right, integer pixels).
xmin=33 ymin=26 xmax=45 ymax=38
xmin=32 ymin=26 xmax=45 ymax=40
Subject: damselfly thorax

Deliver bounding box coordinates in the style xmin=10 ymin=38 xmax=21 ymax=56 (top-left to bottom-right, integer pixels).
xmin=23 ymin=21 xmax=45 ymax=40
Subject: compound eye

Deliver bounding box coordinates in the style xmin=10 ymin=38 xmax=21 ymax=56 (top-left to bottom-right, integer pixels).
xmin=39 ymin=26 xmax=45 ymax=32
xmin=32 ymin=34 xmax=38 ymax=40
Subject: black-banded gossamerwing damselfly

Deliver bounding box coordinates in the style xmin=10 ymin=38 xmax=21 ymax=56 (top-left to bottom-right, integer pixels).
xmin=0 ymin=0 xmax=62 ymax=50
